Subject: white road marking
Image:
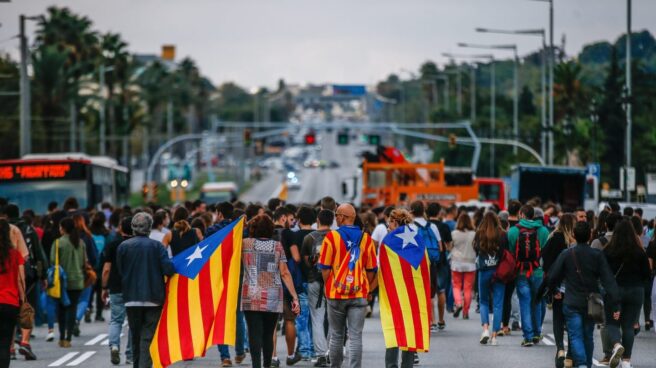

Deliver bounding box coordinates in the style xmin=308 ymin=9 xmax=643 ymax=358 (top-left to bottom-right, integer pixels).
xmin=547 ymin=333 xmax=568 ymax=346
xmin=66 ymin=351 xmax=96 ymax=366
xmin=542 ymin=335 xmax=555 ymax=346
xmin=48 ymin=352 xmax=79 ymax=367
xmin=101 ymin=332 xmax=123 ymax=345
xmin=85 ymin=333 xmax=108 ymax=346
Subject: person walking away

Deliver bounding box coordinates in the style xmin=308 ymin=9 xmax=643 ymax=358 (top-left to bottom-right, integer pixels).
xmin=507 ymin=205 xmax=549 ymax=346
xmin=161 ymin=207 xmax=203 ymax=257
xmin=240 ymin=215 xmax=300 ymax=368
xmin=380 ymin=208 xmax=431 ymax=368
xmin=475 ymin=212 xmax=507 ymax=346
xmin=302 ymin=210 xmax=335 ymax=367
xmin=547 ymin=221 xmax=620 ymax=368
xmin=318 ymin=204 xmax=378 ymax=368
xmin=148 ymin=211 xmax=168 ymax=243
xmin=450 ymin=213 xmax=476 ymax=319
xmin=5 ymin=204 xmax=46 ymax=360
xmin=71 ymin=214 xmax=97 ymax=334
xmin=0 ymin=218 xmax=26 ymax=368
xmin=54 ymin=218 xmax=86 ymax=347
xmin=600 ymin=219 xmax=651 ymax=368
xmin=591 ymin=213 xmax=621 ymax=250
xmin=501 ymin=200 xmax=522 ymax=335
xmin=90 ymin=212 xmax=109 ymax=323
xmin=426 ymin=203 xmax=451 ymax=331
xmin=101 ymin=216 xmax=134 ymax=365
xmin=541 ymin=213 xmax=576 ymax=367
xmin=117 ymin=213 xmax=174 ymax=368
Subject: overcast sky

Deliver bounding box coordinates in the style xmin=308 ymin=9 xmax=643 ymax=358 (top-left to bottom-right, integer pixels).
xmin=1 ymin=0 xmax=654 ymax=89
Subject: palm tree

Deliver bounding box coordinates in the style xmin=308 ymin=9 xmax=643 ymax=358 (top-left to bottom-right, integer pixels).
xmin=101 ymin=32 xmax=130 ymax=153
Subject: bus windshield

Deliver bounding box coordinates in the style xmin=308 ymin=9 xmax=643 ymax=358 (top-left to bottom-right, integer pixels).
xmin=0 ymin=181 xmax=87 ymax=213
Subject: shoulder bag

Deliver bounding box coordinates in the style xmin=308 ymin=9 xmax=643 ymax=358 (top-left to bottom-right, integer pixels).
xmin=17 ymin=265 xmax=35 ymax=329
xmin=570 ymin=248 xmax=604 ymax=323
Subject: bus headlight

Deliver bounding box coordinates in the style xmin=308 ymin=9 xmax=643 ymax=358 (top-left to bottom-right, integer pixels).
xmin=180 ymin=179 xmax=189 ymax=188
xmin=170 ymin=180 xmax=179 ymax=188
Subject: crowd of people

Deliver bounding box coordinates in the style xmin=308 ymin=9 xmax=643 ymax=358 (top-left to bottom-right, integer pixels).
xmin=0 ymin=195 xmax=655 ymax=368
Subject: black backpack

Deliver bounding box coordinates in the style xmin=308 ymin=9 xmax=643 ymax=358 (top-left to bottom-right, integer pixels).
xmin=514 ymin=226 xmax=541 ymax=277
xmin=597 ymin=235 xmax=610 ymax=248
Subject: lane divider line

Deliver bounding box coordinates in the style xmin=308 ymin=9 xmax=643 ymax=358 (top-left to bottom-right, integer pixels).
xmin=101 ymin=333 xmax=122 ymax=346
xmin=48 ymin=352 xmax=79 ymax=367
xmin=66 ymin=351 xmax=96 ymax=366
xmin=85 ymin=334 xmax=108 ymax=346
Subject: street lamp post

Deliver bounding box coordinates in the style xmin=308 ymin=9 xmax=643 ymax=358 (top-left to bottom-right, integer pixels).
xmin=625 ymin=0 xmax=632 ymax=202
xmin=98 ymin=64 xmax=114 ymax=156
xmin=459 ymin=42 xmax=519 ymax=156
xmin=19 ymin=15 xmax=40 ymax=156
xmin=476 ymin=27 xmax=547 ymax=161
xmin=531 ymin=0 xmax=555 ymax=164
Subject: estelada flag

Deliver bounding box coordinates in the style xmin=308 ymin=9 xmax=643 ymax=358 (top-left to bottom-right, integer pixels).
xmin=378 ymin=224 xmax=431 ymax=352
xmin=150 ymin=217 xmax=244 ymax=368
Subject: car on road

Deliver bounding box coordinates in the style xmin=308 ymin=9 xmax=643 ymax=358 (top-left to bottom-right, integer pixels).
xmin=286 ymin=171 xmax=301 ymax=190
xmin=200 ymin=181 xmax=238 ymax=203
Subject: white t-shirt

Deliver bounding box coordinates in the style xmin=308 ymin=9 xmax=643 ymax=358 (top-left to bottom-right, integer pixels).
xmin=149 ymin=229 xmax=167 ymax=243
xmin=371 ymin=223 xmax=388 ymax=244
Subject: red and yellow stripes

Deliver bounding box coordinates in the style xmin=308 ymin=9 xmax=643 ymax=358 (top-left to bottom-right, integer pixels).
xmin=151 ymin=219 xmax=244 ymax=368
xmin=378 ymin=244 xmax=431 ymax=352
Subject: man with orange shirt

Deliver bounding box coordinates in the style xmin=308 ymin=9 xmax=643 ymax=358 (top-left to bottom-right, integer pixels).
xmin=318 ymin=204 xmax=377 ymax=368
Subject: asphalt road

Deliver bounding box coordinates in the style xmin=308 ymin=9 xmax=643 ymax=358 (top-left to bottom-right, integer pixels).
xmin=12 ymin=301 xmax=656 ymax=367
xmin=241 ymin=130 xmax=369 ymax=205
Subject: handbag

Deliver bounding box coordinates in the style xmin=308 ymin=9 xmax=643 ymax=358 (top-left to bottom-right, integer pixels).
xmin=570 ymin=248 xmax=604 ymax=323
xmin=84 ymin=262 xmax=97 ymax=288
xmin=46 ymin=240 xmax=61 ymax=299
xmin=17 ymin=269 xmax=35 ymax=329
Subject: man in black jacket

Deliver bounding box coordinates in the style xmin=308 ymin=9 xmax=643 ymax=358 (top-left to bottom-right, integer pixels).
xmin=117 ymin=213 xmax=174 ymax=368
xmin=547 ymin=221 xmax=621 ymax=368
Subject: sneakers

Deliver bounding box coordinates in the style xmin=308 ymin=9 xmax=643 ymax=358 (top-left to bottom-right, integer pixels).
xmin=313 ymin=356 xmax=328 ymax=367
xmin=110 ymin=347 xmax=120 ymax=365
xmin=521 ymin=339 xmax=534 ymax=347
xmin=532 ymin=334 xmax=543 ymax=345
xmin=18 ymin=343 xmax=37 ymax=360
xmin=84 ymin=309 xmax=92 ymax=323
xmin=490 ymin=337 xmax=498 ymax=346
xmin=46 ymin=331 xmax=55 ymax=342
xmin=511 ymin=321 xmax=521 ymax=331
xmin=221 ymin=358 xmax=233 ymax=367
xmin=270 ymin=357 xmax=280 ymax=367
xmin=125 ymin=357 xmax=133 ymax=365
xmin=479 ymin=330 xmax=490 ymax=345
xmin=413 ymin=353 xmax=419 ymax=364
xmin=453 ymin=305 xmax=463 ymax=318
xmin=609 ymin=344 xmax=625 ymax=368
xmin=365 ymin=305 xmax=372 ymax=318
xmin=598 ymin=356 xmax=611 ymax=365
xmin=438 ymin=321 xmax=446 ymax=330
xmin=620 ymin=361 xmax=633 ymax=368
xmin=286 ymin=353 xmax=302 ymax=366
xmin=430 ymin=324 xmax=438 ymax=333
xmin=556 ymin=350 xmax=566 ymax=368
xmin=235 ymin=354 xmax=246 ymax=364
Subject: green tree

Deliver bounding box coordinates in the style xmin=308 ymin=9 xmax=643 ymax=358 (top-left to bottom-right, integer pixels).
xmin=597 ymin=48 xmax=625 ymax=186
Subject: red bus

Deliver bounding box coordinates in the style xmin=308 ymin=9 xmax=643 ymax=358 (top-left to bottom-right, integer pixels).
xmin=475 ymin=177 xmax=507 ymax=210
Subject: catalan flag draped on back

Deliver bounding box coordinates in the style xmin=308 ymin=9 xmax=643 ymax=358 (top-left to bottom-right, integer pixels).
xmin=150 ymin=217 xmax=244 ymax=368
xmin=378 ymin=224 xmax=431 ymax=352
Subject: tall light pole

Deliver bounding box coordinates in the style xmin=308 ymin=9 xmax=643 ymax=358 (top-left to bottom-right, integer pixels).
xmin=531 ymin=0 xmax=554 ymax=164
xmin=476 ymin=27 xmax=547 ymax=162
xmin=19 ymin=15 xmax=40 ymax=156
xmin=625 ymin=0 xmax=632 ymax=202
xmin=459 ymin=42 xmax=519 ymax=156
xmin=98 ymin=65 xmax=114 ymax=156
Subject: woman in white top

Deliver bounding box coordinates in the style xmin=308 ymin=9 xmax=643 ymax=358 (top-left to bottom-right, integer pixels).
xmin=450 ymin=213 xmax=477 ymax=319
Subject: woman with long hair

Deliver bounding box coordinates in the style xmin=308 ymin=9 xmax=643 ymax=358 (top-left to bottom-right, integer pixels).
xmin=54 ymin=218 xmax=86 ymax=347
xmin=161 ymin=207 xmax=203 ymax=257
xmin=450 ymin=213 xmax=476 ymax=319
xmin=89 ymin=212 xmax=109 ymax=322
xmin=541 ymin=213 xmax=576 ymax=367
xmin=601 ymin=219 xmax=651 ymax=368
xmin=72 ymin=214 xmax=99 ymax=331
xmin=474 ymin=212 xmax=507 ymax=345
xmin=0 ymin=219 xmax=25 ymax=366
xmin=241 ymin=214 xmax=300 ymax=368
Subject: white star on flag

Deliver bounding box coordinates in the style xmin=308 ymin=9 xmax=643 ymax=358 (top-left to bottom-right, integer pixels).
xmin=185 ymin=244 xmax=208 ymax=267
xmin=395 ymin=226 xmax=418 ymax=249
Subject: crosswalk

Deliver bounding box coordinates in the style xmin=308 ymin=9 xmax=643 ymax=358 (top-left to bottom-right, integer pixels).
xmin=47 ymin=332 xmax=121 ymax=367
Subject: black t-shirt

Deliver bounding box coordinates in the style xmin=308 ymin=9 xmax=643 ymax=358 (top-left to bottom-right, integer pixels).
xmin=647 ymin=239 xmax=656 ymax=261
xmin=429 ymin=219 xmax=453 ymax=244
xmin=542 ymin=232 xmax=568 ymax=275
xmin=301 ymin=230 xmax=329 ymax=283
xmin=103 ymin=236 xmax=129 ymax=294
xmin=281 ymin=229 xmax=314 ymax=281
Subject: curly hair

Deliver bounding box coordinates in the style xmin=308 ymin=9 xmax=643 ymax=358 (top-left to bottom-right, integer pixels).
xmin=389 ymin=208 xmax=413 ymax=226
xmin=249 ymin=214 xmax=274 ymax=239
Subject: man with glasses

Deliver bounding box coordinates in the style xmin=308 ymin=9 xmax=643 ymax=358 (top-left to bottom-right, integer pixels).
xmin=318 ymin=204 xmax=377 ymax=368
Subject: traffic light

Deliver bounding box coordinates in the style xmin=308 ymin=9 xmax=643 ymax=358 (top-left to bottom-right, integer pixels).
xmin=151 ymin=182 xmax=158 ymax=202
xmin=367 ymin=134 xmax=381 ymax=146
xmin=244 ymin=129 xmax=252 ymax=146
xmin=337 ymin=133 xmax=349 ymax=145
xmin=304 ymin=133 xmax=316 ymax=145
xmin=142 ymin=183 xmax=149 ymax=201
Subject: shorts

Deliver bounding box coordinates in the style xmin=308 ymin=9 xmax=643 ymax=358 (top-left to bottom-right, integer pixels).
xmin=430 ymin=262 xmax=450 ymax=298
xmin=282 ymin=295 xmax=296 ymax=321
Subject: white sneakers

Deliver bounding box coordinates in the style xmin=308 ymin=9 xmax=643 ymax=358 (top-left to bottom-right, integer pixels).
xmin=490 ymin=337 xmax=498 ymax=346
xmin=45 ymin=331 xmax=55 ymax=342
xmin=609 ymin=344 xmax=625 ymax=368
xmin=619 ymin=361 xmax=633 ymax=368
xmin=479 ymin=330 xmax=490 ymax=345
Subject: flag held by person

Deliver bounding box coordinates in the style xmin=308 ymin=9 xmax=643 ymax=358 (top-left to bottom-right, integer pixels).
xmin=378 ymin=224 xmax=431 ymax=352
xmin=150 ymin=217 xmax=245 ymax=368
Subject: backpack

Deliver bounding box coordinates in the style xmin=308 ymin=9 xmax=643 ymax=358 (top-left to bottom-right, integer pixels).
xmin=597 ymin=235 xmax=609 ymax=248
xmin=514 ymin=226 xmax=541 ymax=277
xmin=415 ymin=221 xmax=440 ymax=263
xmin=309 ymin=231 xmax=328 ymax=285
xmin=332 ymin=233 xmax=365 ymax=296
xmin=17 ymin=222 xmax=42 ymax=282
xmin=493 ymin=249 xmax=516 ymax=283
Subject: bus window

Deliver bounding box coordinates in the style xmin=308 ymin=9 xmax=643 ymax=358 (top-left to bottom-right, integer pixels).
xmin=367 ymin=170 xmax=386 ymax=189
xmin=479 ymin=183 xmax=500 ymax=201
xmin=0 ymin=181 xmax=88 ymax=213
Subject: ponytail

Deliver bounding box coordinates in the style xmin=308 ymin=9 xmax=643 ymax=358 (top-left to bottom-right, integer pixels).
xmin=60 ymin=217 xmax=81 ymax=249
xmin=174 ymin=220 xmax=191 ymax=234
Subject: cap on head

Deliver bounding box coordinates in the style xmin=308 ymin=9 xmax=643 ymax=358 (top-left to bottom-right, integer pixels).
xmin=131 ymin=212 xmax=153 ymax=236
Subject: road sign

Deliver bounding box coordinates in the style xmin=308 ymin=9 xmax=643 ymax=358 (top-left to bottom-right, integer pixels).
xmin=587 ymin=163 xmax=600 ymax=181
xmin=647 ymin=173 xmax=656 ymax=194
xmin=619 ymin=166 xmax=636 ymax=191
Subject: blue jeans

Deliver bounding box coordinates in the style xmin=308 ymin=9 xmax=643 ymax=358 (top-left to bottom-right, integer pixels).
xmin=516 ymin=274 xmax=544 ymax=341
xmin=478 ymin=269 xmax=505 ymax=332
xmin=42 ymin=292 xmax=58 ymax=330
xmin=295 ymin=290 xmax=313 ymax=358
xmin=109 ymin=293 xmax=132 ymax=359
xmin=563 ymin=304 xmax=594 ymax=368
xmin=218 ymin=310 xmax=247 ymax=359
xmin=76 ymin=286 xmax=92 ymax=321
